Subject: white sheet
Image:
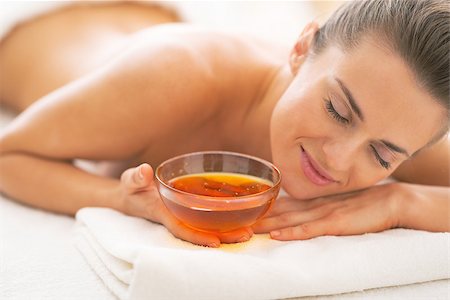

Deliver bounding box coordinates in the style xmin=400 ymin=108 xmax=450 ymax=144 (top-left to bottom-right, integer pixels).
xmin=0 ymin=195 xmax=116 ymax=299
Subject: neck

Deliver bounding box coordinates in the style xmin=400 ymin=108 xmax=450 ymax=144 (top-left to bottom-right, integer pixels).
xmin=223 ymin=65 xmax=293 ymax=162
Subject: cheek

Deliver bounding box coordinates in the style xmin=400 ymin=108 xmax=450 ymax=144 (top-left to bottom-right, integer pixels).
xmin=269 ymin=93 xmax=321 ymax=188
xmin=345 ymin=153 xmax=394 ymax=191
xmin=270 ymin=89 xmax=325 ymax=147
xmin=270 ymin=95 xmax=303 ymax=153
xmin=352 ymin=168 xmax=386 ymax=186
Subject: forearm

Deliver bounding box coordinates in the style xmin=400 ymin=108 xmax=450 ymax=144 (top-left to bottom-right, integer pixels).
xmin=0 ymin=153 xmax=120 ymax=216
xmin=398 ymin=183 xmax=450 ymax=232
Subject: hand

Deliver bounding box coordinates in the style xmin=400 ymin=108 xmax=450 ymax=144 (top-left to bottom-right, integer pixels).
xmin=117 ymin=163 xmax=253 ymax=247
xmin=252 ymin=183 xmax=402 ymax=241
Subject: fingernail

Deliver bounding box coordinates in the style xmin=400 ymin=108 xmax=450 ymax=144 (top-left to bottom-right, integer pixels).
xmin=207 ymin=242 xmax=219 ymax=248
xmin=270 ymin=230 xmax=281 ymax=238
xmin=238 ymin=235 xmax=250 ymax=243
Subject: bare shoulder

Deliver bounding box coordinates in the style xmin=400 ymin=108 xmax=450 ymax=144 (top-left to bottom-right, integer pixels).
xmin=393 ymin=136 xmax=449 ymax=186
xmin=100 ymin=25 xmax=227 ymax=128
xmin=128 ymin=23 xmax=286 ymax=75
xmin=117 ymin=23 xmax=286 ymax=134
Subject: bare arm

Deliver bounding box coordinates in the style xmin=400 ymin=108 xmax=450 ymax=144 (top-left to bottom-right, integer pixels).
xmin=397 ymin=183 xmax=449 ymax=232
xmin=0 ymin=154 xmax=120 ymax=215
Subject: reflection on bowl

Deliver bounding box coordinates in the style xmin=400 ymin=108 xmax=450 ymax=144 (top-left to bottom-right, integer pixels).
xmin=155 ymin=151 xmax=281 ymax=233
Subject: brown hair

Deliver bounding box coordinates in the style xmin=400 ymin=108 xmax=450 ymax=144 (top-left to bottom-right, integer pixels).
xmin=311 ymin=0 xmax=450 ymax=128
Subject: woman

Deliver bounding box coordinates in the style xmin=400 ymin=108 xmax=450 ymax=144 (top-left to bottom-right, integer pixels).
xmin=0 ymin=0 xmax=448 ymax=248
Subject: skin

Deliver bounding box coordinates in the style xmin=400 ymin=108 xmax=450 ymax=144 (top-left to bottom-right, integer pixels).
xmin=0 ymin=4 xmax=448 ymax=247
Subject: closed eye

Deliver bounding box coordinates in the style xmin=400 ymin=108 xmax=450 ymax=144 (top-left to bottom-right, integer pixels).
xmin=370 ymin=145 xmax=391 ymax=169
xmin=324 ymin=98 xmax=349 ymax=125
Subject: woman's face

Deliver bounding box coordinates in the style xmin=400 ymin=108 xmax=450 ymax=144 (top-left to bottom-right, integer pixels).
xmin=270 ymin=38 xmax=446 ymax=199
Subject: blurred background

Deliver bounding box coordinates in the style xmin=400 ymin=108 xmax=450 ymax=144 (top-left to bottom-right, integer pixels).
xmin=173 ymin=1 xmax=344 ymax=45
xmin=0 ymin=1 xmax=345 ymax=46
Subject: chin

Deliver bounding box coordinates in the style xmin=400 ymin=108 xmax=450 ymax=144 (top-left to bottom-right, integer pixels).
xmin=278 ymin=163 xmax=346 ymax=200
xmin=278 ymin=167 xmax=317 ymax=200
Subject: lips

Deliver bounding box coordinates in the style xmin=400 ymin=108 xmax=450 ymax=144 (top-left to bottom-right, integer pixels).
xmin=300 ymin=146 xmax=336 ymax=186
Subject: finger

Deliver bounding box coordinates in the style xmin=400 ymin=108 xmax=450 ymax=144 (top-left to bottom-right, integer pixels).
xmin=156 ymin=198 xmax=252 ymax=245
xmin=216 ymin=227 xmax=253 ymax=244
xmin=252 ymin=204 xmax=336 ymax=234
xmin=121 ymin=163 xmax=154 ymax=191
xmin=269 ymin=218 xmax=332 ymax=241
xmin=161 ymin=212 xmax=221 ymax=248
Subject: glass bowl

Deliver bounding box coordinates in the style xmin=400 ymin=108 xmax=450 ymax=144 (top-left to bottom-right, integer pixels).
xmin=155 ymin=151 xmax=281 ymax=233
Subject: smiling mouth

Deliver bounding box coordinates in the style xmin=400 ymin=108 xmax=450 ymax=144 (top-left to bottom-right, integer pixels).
xmin=300 ymin=146 xmax=336 ymax=186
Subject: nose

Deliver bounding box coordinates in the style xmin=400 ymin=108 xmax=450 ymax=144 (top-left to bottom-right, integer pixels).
xmin=322 ymin=137 xmax=362 ymax=172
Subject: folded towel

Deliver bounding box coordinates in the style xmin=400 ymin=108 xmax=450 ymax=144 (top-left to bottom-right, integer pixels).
xmin=73 ymin=207 xmax=449 ymax=300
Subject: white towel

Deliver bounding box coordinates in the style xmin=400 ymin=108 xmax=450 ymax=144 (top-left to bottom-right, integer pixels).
xmin=73 ymin=207 xmax=449 ymax=300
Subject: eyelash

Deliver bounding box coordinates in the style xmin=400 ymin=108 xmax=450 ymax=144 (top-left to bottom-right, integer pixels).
xmin=370 ymin=145 xmax=391 ymax=170
xmin=324 ymin=99 xmax=349 ymax=124
xmin=324 ymin=98 xmax=391 ymax=170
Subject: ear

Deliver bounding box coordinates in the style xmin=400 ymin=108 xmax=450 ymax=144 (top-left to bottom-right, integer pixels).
xmin=289 ymin=21 xmax=320 ymax=75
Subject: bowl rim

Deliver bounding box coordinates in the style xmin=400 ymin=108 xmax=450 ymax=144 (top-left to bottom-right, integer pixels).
xmin=154 ymin=150 xmax=282 ymax=204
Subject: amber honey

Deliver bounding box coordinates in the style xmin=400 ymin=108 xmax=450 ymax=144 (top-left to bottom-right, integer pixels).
xmin=169 ymin=172 xmax=271 ymax=197
xmin=164 ymin=172 xmax=274 ymax=232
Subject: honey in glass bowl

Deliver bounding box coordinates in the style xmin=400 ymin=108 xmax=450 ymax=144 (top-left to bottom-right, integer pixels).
xmin=155 ymin=151 xmax=281 ymax=233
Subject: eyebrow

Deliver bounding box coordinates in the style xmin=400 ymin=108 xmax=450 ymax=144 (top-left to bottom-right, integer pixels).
xmin=334 ymin=77 xmax=410 ymax=157
xmin=335 ymin=77 xmax=364 ymax=121
xmin=381 ymin=140 xmax=410 ymax=157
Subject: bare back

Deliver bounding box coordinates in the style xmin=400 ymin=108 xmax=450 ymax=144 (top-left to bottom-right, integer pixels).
xmin=0 ymin=3 xmax=288 ymax=176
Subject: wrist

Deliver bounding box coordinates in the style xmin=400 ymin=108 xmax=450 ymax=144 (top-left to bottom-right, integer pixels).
xmin=96 ymin=179 xmax=124 ymax=212
xmin=390 ymin=182 xmax=416 ymax=229
xmin=392 ymin=182 xmax=450 ymax=232
xmin=382 ymin=182 xmax=423 ymax=229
